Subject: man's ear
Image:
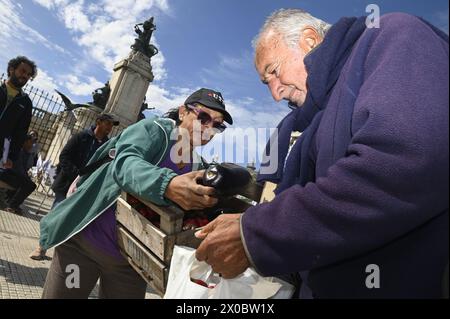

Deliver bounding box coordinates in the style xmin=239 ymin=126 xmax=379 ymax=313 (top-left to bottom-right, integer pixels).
xmin=179 ymin=105 xmax=187 ymax=121
xmin=7 ymin=67 xmax=13 ymax=77
xmin=299 ymin=27 xmax=321 ymax=54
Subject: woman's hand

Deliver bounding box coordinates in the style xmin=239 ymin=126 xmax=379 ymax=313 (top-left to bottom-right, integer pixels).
xmin=164 ymin=171 xmax=218 ymax=210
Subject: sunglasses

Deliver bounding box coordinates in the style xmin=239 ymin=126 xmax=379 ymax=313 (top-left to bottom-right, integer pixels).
xmin=186 ymin=104 xmax=227 ymax=132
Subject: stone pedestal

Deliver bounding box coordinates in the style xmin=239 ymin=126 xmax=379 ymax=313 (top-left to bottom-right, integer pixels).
xmin=46 ymin=111 xmax=77 ymax=166
xmin=104 ymin=51 xmax=154 ymax=127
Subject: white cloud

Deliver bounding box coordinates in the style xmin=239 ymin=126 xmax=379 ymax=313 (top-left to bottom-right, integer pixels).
xmin=64 ymin=74 xmax=104 ymax=96
xmin=32 ymin=0 xmax=169 ymax=82
xmin=61 ymin=0 xmax=92 ymax=33
xmin=32 ymin=0 xmax=59 ymax=10
xmin=30 ymin=69 xmax=59 ymax=92
xmin=101 ymin=0 xmax=170 ymax=19
xmin=145 ymin=85 xmax=194 ymax=114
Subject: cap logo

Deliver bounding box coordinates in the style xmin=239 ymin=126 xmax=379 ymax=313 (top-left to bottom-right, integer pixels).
xmin=208 ymin=92 xmax=224 ymax=104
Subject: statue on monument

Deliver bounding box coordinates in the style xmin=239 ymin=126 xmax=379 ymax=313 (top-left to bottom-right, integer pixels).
xmin=89 ymin=81 xmax=111 ymax=110
xmin=55 ymin=81 xmax=111 ymax=112
xmin=131 ymin=17 xmax=159 ymax=58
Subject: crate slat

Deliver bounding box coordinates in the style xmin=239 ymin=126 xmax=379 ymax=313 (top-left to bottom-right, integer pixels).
xmin=122 ymin=192 xmax=184 ymax=222
xmin=117 ymin=225 xmax=167 ymax=296
xmin=116 ymin=197 xmax=168 ymax=261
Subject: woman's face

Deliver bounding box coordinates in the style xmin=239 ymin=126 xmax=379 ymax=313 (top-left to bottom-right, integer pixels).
xmin=178 ymin=104 xmax=225 ymax=146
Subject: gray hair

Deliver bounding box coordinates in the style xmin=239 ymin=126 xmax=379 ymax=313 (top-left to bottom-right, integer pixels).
xmin=252 ymin=9 xmax=331 ymax=50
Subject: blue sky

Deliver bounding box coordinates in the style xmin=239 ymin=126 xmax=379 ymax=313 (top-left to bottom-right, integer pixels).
xmin=0 ymin=0 xmax=448 ymax=165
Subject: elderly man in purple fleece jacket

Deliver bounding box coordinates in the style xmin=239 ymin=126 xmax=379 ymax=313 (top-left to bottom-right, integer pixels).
xmin=196 ymin=9 xmax=449 ymax=299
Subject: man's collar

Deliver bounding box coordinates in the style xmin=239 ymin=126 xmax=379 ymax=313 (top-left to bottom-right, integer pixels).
xmin=2 ymin=80 xmax=26 ymax=97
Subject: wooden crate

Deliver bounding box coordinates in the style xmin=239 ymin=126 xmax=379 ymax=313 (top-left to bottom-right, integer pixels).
xmin=116 ymin=181 xmax=263 ymax=296
xmin=116 ymin=194 xmax=201 ymax=265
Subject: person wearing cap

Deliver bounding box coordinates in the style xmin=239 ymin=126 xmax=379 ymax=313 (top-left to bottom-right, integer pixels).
xmin=29 ymin=113 xmax=120 ymax=261
xmin=38 ymin=88 xmax=232 ymax=298
xmin=50 ymin=113 xmax=120 ymax=208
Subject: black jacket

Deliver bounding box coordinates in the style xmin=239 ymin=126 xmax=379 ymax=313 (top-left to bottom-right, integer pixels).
xmin=52 ymin=127 xmax=108 ymax=194
xmin=0 ymin=82 xmax=33 ymax=161
xmin=12 ymin=148 xmax=33 ymax=177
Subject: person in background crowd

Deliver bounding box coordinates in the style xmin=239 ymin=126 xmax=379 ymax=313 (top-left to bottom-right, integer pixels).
xmin=0 ymin=56 xmax=37 ymax=170
xmin=0 ymin=134 xmax=37 ymax=215
xmin=51 ymin=113 xmax=120 ymax=208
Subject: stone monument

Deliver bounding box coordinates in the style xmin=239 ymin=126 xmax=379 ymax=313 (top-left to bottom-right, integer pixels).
xmin=89 ymin=82 xmax=111 ymax=110
xmin=104 ymin=17 xmax=158 ymax=127
xmin=48 ymin=18 xmax=158 ymax=168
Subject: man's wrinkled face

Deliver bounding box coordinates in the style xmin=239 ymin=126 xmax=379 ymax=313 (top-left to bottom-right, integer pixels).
xmin=9 ymin=62 xmax=33 ymax=89
xmin=255 ymin=32 xmax=309 ymax=107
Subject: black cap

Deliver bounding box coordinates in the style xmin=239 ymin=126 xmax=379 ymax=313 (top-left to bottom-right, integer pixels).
xmin=185 ymin=88 xmax=233 ymax=124
xmin=97 ymin=113 xmax=120 ymax=126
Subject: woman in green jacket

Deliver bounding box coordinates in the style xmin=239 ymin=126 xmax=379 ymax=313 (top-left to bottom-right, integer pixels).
xmin=40 ymin=88 xmax=233 ymax=299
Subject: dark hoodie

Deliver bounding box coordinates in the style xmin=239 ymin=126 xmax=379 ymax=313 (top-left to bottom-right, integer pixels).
xmin=0 ymin=82 xmax=33 ymax=161
xmin=52 ymin=126 xmax=109 ymax=194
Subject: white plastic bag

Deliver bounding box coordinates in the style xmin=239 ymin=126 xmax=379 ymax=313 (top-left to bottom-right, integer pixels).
xmin=164 ymin=246 xmax=295 ymax=299
xmin=164 ymin=246 xmax=213 ymax=299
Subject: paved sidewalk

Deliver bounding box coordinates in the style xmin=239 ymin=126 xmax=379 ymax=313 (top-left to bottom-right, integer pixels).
xmin=0 ymin=207 xmax=53 ymax=299
xmin=0 ymin=192 xmax=160 ymax=299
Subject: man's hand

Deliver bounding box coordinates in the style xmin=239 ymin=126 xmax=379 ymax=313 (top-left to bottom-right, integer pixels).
xmin=3 ymin=159 xmax=13 ymax=169
xmin=165 ymin=171 xmax=218 ymax=211
xmin=195 ymin=214 xmax=250 ymax=279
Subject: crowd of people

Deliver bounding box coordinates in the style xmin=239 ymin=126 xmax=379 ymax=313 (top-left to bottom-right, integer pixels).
xmin=0 ymin=7 xmax=448 ymax=299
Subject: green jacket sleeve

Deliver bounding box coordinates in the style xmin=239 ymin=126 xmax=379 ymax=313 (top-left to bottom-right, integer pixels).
xmin=111 ymin=119 xmax=178 ymax=206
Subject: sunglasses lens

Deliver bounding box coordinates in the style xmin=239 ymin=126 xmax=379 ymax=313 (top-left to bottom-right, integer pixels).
xmin=196 ymin=111 xmax=212 ymax=125
xmin=213 ymin=123 xmax=226 ymax=132
xmin=188 ymin=105 xmax=226 ymax=132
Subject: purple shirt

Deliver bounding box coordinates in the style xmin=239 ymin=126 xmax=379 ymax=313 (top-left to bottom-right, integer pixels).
xmin=82 ymin=152 xmax=192 ymax=259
